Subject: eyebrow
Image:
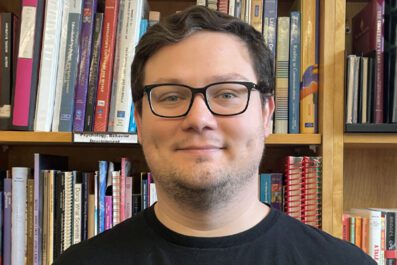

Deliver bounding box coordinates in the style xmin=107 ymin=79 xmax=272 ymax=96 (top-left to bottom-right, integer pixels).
xmin=150 ymin=73 xmax=252 ymax=84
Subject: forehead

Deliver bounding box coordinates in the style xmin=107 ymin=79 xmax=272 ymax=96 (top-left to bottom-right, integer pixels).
xmin=143 ymin=31 xmax=257 ymax=85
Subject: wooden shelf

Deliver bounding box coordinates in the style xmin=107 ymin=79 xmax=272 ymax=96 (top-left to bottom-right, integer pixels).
xmin=344 ymin=133 xmax=397 ymax=146
xmin=266 ymin=134 xmax=321 ymax=145
xmin=0 ymin=131 xmax=321 ymax=145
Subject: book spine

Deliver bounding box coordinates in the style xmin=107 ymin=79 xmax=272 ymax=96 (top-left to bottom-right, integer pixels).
xmin=12 ymin=0 xmax=45 ymax=130
xmin=81 ymin=173 xmax=89 ymax=241
xmin=27 ymin=179 xmax=34 ymax=265
xmin=299 ymin=0 xmax=318 ymax=133
xmin=0 ymin=13 xmax=12 ymax=130
xmin=132 ymin=175 xmax=141 ymax=215
xmin=384 ymin=212 xmax=395 ymax=265
xmin=270 ymin=173 xmax=283 ymax=210
xmin=84 ymin=13 xmax=104 ymax=131
xmin=369 ymin=211 xmax=382 ymax=263
xmin=11 ymin=167 xmax=28 ymax=265
xmin=250 ymin=0 xmax=263 ymax=32
xmin=262 ymin=0 xmax=278 ymax=59
xmin=34 ymin=0 xmax=64 ymax=132
xmin=150 ymin=182 xmax=157 ymax=206
xmin=125 ymin=176 xmax=133 ymax=218
xmin=259 ymin=173 xmax=271 ymax=204
xmin=52 ymin=0 xmax=71 ymax=132
xmin=3 ymin=179 xmax=12 ymax=265
xmin=352 ymin=56 xmax=360 ymax=123
xmin=112 ymin=171 xmax=121 ymax=225
xmin=274 ymin=17 xmax=290 ymax=134
xmin=302 ymin=156 xmax=322 ymax=228
xmin=112 ymin=0 xmax=143 ymax=132
xmin=88 ymin=194 xmax=95 ymax=239
xmin=350 ymin=216 xmax=356 ymax=244
xmin=228 ymin=0 xmax=235 ymax=16
xmin=342 ymin=213 xmax=350 ymax=241
xmin=355 ymin=216 xmax=362 ymax=248
xmin=120 ymin=168 xmax=126 ymax=222
xmin=288 ymin=11 xmax=300 ymax=133
xmin=93 ymin=0 xmax=120 ymax=132
xmin=73 ymin=182 xmax=82 ymax=244
xmin=58 ymin=0 xmax=84 ymax=132
xmin=362 ymin=216 xmax=370 ymax=254
xmin=104 ymin=195 xmax=113 ymax=230
xmin=42 ymin=171 xmax=49 ymax=265
xmin=73 ymin=0 xmax=98 ymax=132
xmin=98 ymin=161 xmax=107 ymax=233
xmin=374 ymin=0 xmax=385 ymax=123
xmin=63 ymin=172 xmax=74 ymax=251
xmin=128 ymin=102 xmax=137 ymax=133
xmin=284 ymin=156 xmax=304 ymax=221
xmin=53 ymin=171 xmax=64 ymax=260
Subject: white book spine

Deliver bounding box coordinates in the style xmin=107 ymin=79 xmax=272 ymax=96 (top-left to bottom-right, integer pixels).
xmin=63 ymin=172 xmax=73 ymax=251
xmin=112 ymin=0 xmax=143 ymax=132
xmin=196 ymin=0 xmax=206 ymax=6
xmin=11 ymin=167 xmax=29 ymax=265
xmin=34 ymin=0 xmax=65 ymax=131
xmin=112 ymin=171 xmax=121 ymax=225
xmin=228 ymin=0 xmax=236 ymax=16
xmin=346 ymin=55 xmax=356 ymax=124
xmin=149 ymin=183 xmax=157 ymax=206
xmin=125 ymin=176 xmax=132 ymax=219
xmin=274 ymin=17 xmax=290 ymax=134
xmin=52 ymin=0 xmax=71 ymax=132
xmin=369 ymin=211 xmax=382 ymax=264
xmin=73 ymin=183 xmax=82 ymax=245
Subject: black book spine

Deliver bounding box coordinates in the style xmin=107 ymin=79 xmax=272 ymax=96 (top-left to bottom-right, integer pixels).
xmin=0 ymin=13 xmax=12 ymax=130
xmin=53 ymin=171 xmax=65 ymax=260
xmin=81 ymin=172 xmax=89 ymax=241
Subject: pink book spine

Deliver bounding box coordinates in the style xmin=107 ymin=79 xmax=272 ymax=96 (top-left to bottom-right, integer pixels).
xmin=120 ymin=158 xmax=127 ymax=221
xmin=12 ymin=0 xmax=39 ymax=127
xmin=104 ymin=195 xmax=113 ymax=230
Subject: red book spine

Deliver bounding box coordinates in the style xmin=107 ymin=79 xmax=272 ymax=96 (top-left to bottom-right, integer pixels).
xmin=93 ymin=0 xmax=119 ymax=132
xmin=284 ymin=156 xmax=304 ymax=221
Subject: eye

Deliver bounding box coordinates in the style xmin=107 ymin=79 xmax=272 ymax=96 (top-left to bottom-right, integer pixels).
xmin=217 ymin=91 xmax=238 ymax=99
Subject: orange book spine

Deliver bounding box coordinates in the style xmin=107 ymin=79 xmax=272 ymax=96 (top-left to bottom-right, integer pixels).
xmin=93 ymin=0 xmax=119 ymax=132
xmin=355 ymin=216 xmax=362 ymax=248
xmin=362 ymin=216 xmax=369 ymax=254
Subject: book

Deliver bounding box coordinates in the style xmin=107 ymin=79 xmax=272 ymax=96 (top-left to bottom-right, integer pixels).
xmin=34 ymin=0 xmax=65 ymax=132
xmin=302 ymin=156 xmax=322 ymax=228
xmin=58 ymin=0 xmax=84 ymax=131
xmin=93 ymin=0 xmax=120 ymax=132
xmin=11 ymin=0 xmax=45 ymax=130
xmin=98 ymin=161 xmax=108 ymax=233
xmin=274 ymin=17 xmax=290 ymax=134
xmin=284 ymin=156 xmax=304 ymax=221
xmin=3 ymin=177 xmax=11 ymax=265
xmin=297 ymin=0 xmax=319 ymax=133
xmin=73 ymin=0 xmax=98 ymax=132
xmin=0 ymin=13 xmax=13 ymax=130
xmin=53 ymin=171 xmax=65 ymax=260
xmin=120 ymin=157 xmax=131 ymax=221
xmin=110 ymin=0 xmax=144 ymax=133
xmin=125 ymin=176 xmax=133 ymax=219
xmin=262 ymin=0 xmax=278 ymax=61
xmin=11 ymin=167 xmax=29 ymax=265
xmin=352 ymin=0 xmax=385 ymax=124
xmin=73 ymin=172 xmax=82 ymax=245
xmin=360 ymin=57 xmax=369 ymax=123
xmin=63 ymin=171 xmax=74 ymax=251
xmin=27 ymin=179 xmax=35 ymax=265
xmin=33 ymin=154 xmax=68 ymax=265
xmin=288 ymin=11 xmax=301 ymax=133
xmin=112 ymin=170 xmax=121 ymax=226
xmin=84 ymin=13 xmax=104 ymax=131
xmin=250 ymin=0 xmax=263 ymax=33
xmin=270 ymin=173 xmax=283 ymax=210
xmin=259 ymin=173 xmax=271 ymax=204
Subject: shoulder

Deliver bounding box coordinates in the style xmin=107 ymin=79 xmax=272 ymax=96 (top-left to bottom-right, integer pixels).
xmin=269 ymin=210 xmax=376 ymax=265
xmin=53 ymin=210 xmax=155 ymax=265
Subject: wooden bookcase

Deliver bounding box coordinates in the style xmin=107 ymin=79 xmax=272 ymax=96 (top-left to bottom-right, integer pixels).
xmin=1 ymin=0 xmax=395 ymax=239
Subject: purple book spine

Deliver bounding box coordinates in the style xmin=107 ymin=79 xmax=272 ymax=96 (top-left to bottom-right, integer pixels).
xmin=3 ymin=179 xmax=12 ymax=265
xmin=73 ymin=0 xmax=98 ymax=132
xmin=104 ymin=195 xmax=113 ymax=230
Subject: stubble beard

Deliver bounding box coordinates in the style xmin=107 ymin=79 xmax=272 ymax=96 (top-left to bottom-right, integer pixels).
xmin=145 ymin=147 xmax=265 ymax=212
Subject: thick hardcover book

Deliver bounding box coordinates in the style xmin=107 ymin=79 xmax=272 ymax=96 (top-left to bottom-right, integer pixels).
xmin=84 ymin=13 xmax=104 ymax=131
xmin=352 ymin=0 xmax=385 ymax=123
xmin=11 ymin=0 xmax=45 ymax=130
xmin=288 ymin=11 xmax=301 ymax=133
xmin=73 ymin=0 xmax=98 ymax=132
xmin=34 ymin=0 xmax=65 ymax=132
xmin=3 ymin=178 xmax=12 ymax=265
xmin=110 ymin=0 xmax=143 ymax=132
xmin=33 ymin=154 xmax=68 ymax=265
xmin=11 ymin=167 xmax=29 ymax=265
xmin=298 ymin=0 xmax=319 ymax=133
xmin=274 ymin=17 xmax=290 ymax=134
xmin=58 ymin=0 xmax=84 ymax=132
xmin=262 ymin=0 xmax=278 ymax=61
xmin=93 ymin=0 xmax=120 ymax=132
xmin=0 ymin=13 xmax=12 ymax=130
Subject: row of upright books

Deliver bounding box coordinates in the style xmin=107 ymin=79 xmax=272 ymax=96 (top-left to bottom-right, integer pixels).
xmin=197 ymin=0 xmax=320 ymax=134
xmin=0 ymin=154 xmax=157 ymax=265
xmin=259 ymin=156 xmax=322 ymax=228
xmin=0 ymin=0 xmax=161 ymax=133
xmin=346 ymin=0 xmax=397 ymax=132
xmin=343 ymin=208 xmax=397 ymax=265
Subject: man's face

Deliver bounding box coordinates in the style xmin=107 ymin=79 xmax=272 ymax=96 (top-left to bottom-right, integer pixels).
xmin=135 ymin=31 xmax=274 ymax=209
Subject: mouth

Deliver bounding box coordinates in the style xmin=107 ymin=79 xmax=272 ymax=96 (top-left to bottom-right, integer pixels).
xmin=175 ymin=145 xmax=225 ymax=154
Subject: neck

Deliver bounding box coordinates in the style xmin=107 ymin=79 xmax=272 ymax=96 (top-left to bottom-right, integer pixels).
xmin=154 ymin=177 xmax=270 ymax=237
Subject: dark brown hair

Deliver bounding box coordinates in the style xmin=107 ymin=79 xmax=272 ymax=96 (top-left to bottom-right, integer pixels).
xmin=131 ymin=5 xmax=274 ymax=115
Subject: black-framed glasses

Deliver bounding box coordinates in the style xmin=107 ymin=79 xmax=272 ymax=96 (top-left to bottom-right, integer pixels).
xmin=143 ymin=81 xmax=266 ymax=118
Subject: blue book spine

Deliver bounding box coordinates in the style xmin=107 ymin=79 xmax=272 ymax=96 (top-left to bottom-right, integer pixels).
xmin=98 ymin=161 xmax=108 ymax=233
xmin=139 ymin=18 xmax=148 ymax=38
xmin=263 ymin=0 xmax=278 ymax=59
xmin=288 ymin=11 xmax=301 ymax=133
xmin=128 ymin=102 xmax=137 ymax=133
xmin=73 ymin=0 xmax=98 ymax=132
xmin=259 ymin=174 xmax=271 ymax=204
xmin=59 ymin=0 xmax=84 ymax=131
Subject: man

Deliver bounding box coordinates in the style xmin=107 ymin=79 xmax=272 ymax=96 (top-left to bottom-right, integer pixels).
xmin=55 ymin=6 xmax=375 ymax=264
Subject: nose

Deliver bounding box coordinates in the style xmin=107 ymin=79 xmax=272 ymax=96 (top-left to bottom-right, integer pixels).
xmin=180 ymin=94 xmax=218 ymax=133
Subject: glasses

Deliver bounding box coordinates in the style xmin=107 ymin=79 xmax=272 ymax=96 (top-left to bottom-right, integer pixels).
xmin=143 ymin=81 xmax=267 ymax=118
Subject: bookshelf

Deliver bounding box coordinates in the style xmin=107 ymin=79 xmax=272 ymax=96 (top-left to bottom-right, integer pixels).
xmin=1 ymin=0 xmax=388 ymax=241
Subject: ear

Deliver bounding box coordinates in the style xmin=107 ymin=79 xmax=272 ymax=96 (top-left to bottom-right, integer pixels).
xmin=134 ymin=106 xmax=142 ymax=144
xmin=263 ymin=97 xmax=275 ymax=138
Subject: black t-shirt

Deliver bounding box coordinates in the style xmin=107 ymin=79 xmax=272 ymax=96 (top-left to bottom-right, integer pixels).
xmin=54 ymin=206 xmax=376 ymax=265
